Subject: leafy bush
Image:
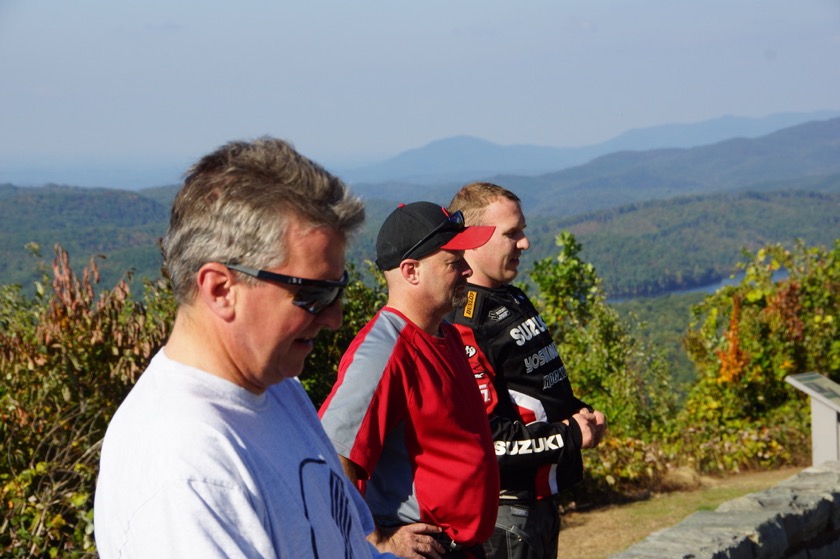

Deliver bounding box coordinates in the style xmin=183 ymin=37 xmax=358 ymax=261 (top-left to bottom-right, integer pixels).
xmin=528 ymin=234 xmax=831 ymax=500
xmin=664 ymin=409 xmax=807 ymax=475
xmin=0 ymin=246 xmax=173 ymax=557
xmin=578 ymin=437 xmax=671 ymax=502
xmin=674 ymin=240 xmax=839 ymax=473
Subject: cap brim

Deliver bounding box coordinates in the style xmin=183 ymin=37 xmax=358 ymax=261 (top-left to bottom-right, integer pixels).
xmin=440 ymin=225 xmax=495 ymax=251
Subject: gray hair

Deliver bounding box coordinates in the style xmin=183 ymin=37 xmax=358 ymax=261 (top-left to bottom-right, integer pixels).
xmin=162 ymin=137 xmax=365 ymax=304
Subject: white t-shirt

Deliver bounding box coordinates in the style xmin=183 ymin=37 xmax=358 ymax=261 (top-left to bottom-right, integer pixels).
xmin=95 ymin=350 xmax=393 ymax=559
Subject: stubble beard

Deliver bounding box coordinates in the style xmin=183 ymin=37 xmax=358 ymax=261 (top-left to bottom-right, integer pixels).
xmin=451 ymin=290 xmax=468 ymax=309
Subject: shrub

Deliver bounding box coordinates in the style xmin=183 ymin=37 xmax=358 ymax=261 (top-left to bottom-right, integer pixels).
xmin=577 ymin=436 xmax=672 ymax=503
xmin=0 ymin=245 xmax=173 ymax=557
xmin=674 ymin=240 xmax=838 ymax=474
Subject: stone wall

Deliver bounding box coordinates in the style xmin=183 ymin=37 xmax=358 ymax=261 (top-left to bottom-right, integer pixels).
xmin=609 ymin=461 xmax=840 ymax=559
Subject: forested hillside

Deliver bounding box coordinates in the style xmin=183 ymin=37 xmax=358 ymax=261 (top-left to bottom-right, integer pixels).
xmin=0 ymin=184 xmax=170 ymax=289
xmin=2 ymin=117 xmax=838 ymax=294
xmin=528 ymin=189 xmax=840 ymax=297
xmin=1 ymin=184 xmax=837 ymax=300
xmin=354 ymin=188 xmax=839 ymax=298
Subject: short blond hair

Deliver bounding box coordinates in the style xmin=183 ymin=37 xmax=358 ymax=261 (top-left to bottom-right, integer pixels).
xmin=448 ymin=182 xmax=521 ymax=226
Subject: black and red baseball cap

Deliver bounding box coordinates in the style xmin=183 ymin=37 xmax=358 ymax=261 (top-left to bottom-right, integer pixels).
xmin=375 ymin=201 xmax=495 ymax=271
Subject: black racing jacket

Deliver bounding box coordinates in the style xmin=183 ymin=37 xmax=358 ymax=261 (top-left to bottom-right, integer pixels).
xmin=448 ymin=284 xmax=590 ymax=498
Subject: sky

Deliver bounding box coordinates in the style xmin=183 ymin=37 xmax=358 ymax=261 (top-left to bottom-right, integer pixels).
xmin=1 ymin=0 xmax=839 ymax=188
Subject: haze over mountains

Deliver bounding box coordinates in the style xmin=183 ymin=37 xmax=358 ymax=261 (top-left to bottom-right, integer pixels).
xmin=350 ymin=114 xmax=840 ymax=220
xmin=1 ymin=111 xmax=838 ymax=297
xmin=339 ymin=110 xmax=840 ymax=186
xmin=2 ymin=110 xmax=839 ymax=190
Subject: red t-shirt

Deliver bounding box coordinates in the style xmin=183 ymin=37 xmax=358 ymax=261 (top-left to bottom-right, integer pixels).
xmin=319 ymin=307 xmax=499 ymax=546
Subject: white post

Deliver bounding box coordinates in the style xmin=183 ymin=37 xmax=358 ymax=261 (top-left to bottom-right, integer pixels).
xmin=785 ymin=372 xmax=840 ymax=466
xmin=810 ymin=399 xmax=840 ymax=465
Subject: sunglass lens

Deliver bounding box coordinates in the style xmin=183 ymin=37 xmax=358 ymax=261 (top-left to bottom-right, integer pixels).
xmin=294 ymin=286 xmax=344 ymax=314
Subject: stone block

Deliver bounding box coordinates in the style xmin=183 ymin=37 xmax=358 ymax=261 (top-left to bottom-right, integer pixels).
xmin=678 ymin=510 xmax=787 ymax=559
xmin=609 ymin=465 xmax=840 ymax=559
xmin=716 ymin=488 xmax=832 ymax=546
xmin=609 ymin=519 xmax=755 ymax=559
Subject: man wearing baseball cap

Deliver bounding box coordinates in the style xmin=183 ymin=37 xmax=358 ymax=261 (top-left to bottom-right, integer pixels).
xmin=320 ymin=202 xmax=501 ymax=558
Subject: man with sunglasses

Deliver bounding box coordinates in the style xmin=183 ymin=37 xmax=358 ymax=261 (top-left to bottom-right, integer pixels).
xmin=320 ymin=202 xmax=501 ymax=559
xmin=95 ymin=137 xmax=398 ymax=558
xmin=447 ymin=182 xmax=607 ymax=559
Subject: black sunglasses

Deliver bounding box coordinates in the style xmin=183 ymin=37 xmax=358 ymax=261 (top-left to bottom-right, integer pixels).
xmin=223 ymin=263 xmax=349 ymax=315
xmin=401 ymin=210 xmax=465 ymax=261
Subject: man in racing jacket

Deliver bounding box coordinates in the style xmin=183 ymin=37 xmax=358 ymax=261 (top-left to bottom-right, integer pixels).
xmin=448 ymin=182 xmax=607 ymax=559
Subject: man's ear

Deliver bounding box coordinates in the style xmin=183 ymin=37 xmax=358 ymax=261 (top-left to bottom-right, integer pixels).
xmin=398 ymin=259 xmax=421 ymax=285
xmin=196 ymin=263 xmax=237 ymax=320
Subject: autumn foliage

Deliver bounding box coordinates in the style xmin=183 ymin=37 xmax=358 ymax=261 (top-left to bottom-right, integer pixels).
xmin=0 ymin=246 xmax=173 ymax=557
xmin=677 ymin=240 xmax=840 ymax=472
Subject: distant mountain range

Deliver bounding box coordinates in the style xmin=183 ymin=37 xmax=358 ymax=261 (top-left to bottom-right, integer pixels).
xmin=350 ymin=115 xmax=840 ymax=218
xmin=339 ymin=110 xmax=840 ymax=185
xmin=2 ymin=110 xmax=838 ymax=190
xmin=1 ymin=112 xmax=838 ymax=297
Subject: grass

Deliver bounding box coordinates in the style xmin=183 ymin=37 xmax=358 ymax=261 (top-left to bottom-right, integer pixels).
xmin=558 ymin=466 xmax=802 ymax=559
